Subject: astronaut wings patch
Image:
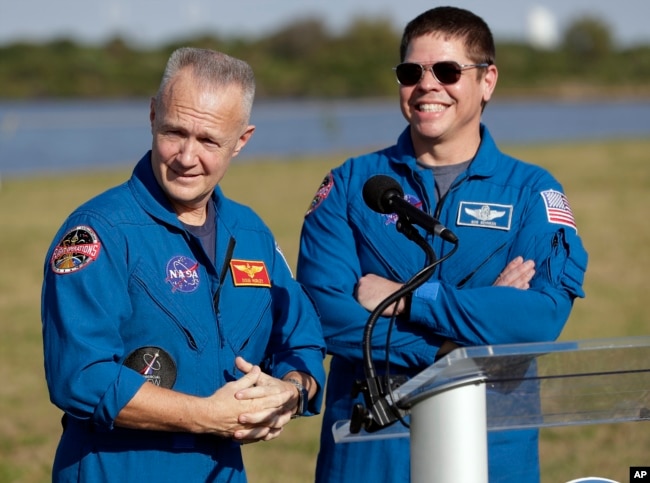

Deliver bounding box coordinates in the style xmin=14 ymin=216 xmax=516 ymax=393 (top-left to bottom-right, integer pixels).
xmin=229 ymin=259 xmax=272 ymax=287
xmin=457 ymin=202 xmax=513 ymax=230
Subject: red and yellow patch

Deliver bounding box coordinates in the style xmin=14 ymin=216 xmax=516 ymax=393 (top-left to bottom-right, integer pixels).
xmin=229 ymin=259 xmax=271 ymax=287
xmin=50 ymin=225 xmax=101 ymax=274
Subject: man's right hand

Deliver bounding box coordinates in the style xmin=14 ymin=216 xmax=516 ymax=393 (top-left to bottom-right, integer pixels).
xmin=114 ymin=359 xmax=293 ymax=443
xmin=493 ymin=256 xmax=535 ymax=289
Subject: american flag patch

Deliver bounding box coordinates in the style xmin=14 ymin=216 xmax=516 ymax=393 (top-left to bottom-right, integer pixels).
xmin=540 ymin=189 xmax=576 ymax=230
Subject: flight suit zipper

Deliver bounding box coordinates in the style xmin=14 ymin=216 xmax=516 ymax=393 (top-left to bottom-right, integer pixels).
xmin=430 ymin=170 xmax=506 ymax=287
xmin=213 ymin=237 xmax=236 ymax=349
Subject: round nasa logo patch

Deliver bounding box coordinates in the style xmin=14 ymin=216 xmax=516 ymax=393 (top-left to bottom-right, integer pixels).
xmin=50 ymin=226 xmax=101 ymax=274
xmin=124 ymin=346 xmax=177 ymax=388
xmin=165 ymin=255 xmax=200 ymax=293
xmin=383 ymin=194 xmax=423 ymax=225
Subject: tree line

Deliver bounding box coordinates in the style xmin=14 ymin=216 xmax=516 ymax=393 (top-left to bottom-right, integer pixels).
xmin=1 ymin=16 xmax=648 ymax=100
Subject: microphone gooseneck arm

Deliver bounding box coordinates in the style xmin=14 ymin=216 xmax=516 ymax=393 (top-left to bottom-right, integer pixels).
xmin=352 ymin=218 xmax=459 ymax=434
xmin=352 ymin=220 xmax=433 ymax=433
xmin=351 ymin=175 xmax=460 ymax=434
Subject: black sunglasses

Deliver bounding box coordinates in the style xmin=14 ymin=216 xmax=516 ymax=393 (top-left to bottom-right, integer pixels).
xmin=393 ymin=61 xmax=491 ymax=86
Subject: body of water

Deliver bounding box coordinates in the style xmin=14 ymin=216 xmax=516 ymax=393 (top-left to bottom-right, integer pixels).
xmin=1 ymin=98 xmax=649 ymax=176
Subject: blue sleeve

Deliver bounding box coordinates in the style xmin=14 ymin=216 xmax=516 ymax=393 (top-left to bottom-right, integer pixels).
xmin=297 ymin=170 xmax=438 ymax=368
xmin=261 ymin=238 xmax=327 ymax=416
xmin=41 ymin=214 xmax=145 ymax=428
xmin=410 ymin=282 xmax=572 ymax=345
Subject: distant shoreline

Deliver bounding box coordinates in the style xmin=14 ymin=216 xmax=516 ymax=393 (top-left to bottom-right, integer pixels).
xmin=2 ymin=98 xmax=648 ymax=179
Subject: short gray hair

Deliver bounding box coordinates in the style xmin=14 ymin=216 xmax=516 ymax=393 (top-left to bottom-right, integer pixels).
xmin=155 ymin=47 xmax=256 ymax=123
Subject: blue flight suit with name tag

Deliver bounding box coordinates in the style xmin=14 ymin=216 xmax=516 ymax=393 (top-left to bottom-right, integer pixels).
xmin=297 ymin=125 xmax=588 ymax=483
xmin=42 ymin=153 xmax=326 ymax=482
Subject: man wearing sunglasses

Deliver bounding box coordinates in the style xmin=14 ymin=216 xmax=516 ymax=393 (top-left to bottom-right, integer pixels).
xmin=298 ymin=6 xmax=587 ymax=483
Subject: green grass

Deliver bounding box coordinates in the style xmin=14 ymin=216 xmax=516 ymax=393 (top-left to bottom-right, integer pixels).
xmin=1 ymin=139 xmax=648 ymax=482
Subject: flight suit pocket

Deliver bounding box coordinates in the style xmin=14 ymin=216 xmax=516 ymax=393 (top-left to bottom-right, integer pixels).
xmin=217 ymin=284 xmax=273 ymax=359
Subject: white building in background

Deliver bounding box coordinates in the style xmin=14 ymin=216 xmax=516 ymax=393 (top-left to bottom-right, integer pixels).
xmin=527 ymin=4 xmax=560 ymax=49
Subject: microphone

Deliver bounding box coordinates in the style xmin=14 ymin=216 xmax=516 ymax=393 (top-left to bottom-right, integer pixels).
xmin=362 ymin=175 xmax=458 ymax=243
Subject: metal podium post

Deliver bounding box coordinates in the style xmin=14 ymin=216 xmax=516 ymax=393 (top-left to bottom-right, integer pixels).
xmin=410 ymin=377 xmax=487 ymax=483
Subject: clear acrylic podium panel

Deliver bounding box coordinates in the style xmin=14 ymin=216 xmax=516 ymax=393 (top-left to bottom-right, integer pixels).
xmin=334 ymin=336 xmax=650 ymax=442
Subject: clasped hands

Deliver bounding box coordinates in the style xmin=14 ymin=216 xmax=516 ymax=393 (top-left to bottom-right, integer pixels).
xmin=205 ymin=356 xmax=305 ymax=444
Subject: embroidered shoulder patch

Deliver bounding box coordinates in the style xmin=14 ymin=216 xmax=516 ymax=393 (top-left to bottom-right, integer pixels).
xmin=457 ymin=202 xmax=513 ymax=230
xmin=540 ymin=190 xmax=576 ymax=230
xmin=230 ymin=259 xmax=271 ymax=287
xmin=305 ymin=172 xmax=333 ymax=216
xmin=50 ymin=225 xmax=101 ymax=274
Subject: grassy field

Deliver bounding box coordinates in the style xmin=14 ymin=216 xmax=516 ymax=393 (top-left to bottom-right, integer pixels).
xmin=1 ymin=138 xmax=648 ymax=482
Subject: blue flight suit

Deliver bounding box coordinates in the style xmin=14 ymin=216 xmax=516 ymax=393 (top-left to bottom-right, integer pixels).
xmin=42 ymin=153 xmax=326 ymax=482
xmin=297 ymin=125 xmax=588 ymax=482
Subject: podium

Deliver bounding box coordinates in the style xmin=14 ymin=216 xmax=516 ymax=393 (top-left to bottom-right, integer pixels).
xmin=333 ymin=336 xmax=650 ymax=482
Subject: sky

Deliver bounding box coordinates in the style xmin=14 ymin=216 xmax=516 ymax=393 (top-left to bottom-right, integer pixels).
xmin=0 ymin=0 xmax=649 ymax=49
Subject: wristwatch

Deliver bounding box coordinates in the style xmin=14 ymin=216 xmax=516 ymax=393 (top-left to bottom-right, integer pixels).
xmin=286 ymin=378 xmax=308 ymax=418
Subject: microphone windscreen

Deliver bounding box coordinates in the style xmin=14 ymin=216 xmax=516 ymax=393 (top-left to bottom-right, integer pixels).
xmin=362 ymin=175 xmax=404 ymax=214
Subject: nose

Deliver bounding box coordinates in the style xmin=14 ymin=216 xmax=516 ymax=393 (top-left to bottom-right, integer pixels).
xmin=176 ymin=138 xmax=198 ymax=166
xmin=418 ymin=67 xmax=441 ymax=89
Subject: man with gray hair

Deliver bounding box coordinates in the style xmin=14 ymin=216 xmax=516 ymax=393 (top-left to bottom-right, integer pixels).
xmin=41 ymin=47 xmax=326 ymax=482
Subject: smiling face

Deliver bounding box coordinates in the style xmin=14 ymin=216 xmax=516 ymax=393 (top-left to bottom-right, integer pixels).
xmin=149 ymin=68 xmax=255 ymax=223
xmin=399 ymin=33 xmax=497 ymax=163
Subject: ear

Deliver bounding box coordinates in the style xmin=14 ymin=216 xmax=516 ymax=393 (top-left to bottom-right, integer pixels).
xmin=481 ymin=64 xmax=498 ymax=103
xmin=232 ymin=125 xmax=256 ymax=158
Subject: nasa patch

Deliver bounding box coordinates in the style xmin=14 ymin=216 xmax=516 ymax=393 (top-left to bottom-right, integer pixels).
xmin=124 ymin=346 xmax=177 ymax=388
xmin=165 ymin=255 xmax=200 ymax=293
xmin=306 ymin=172 xmax=333 ymax=216
xmin=383 ymin=194 xmax=423 ymax=225
xmin=50 ymin=226 xmax=101 ymax=274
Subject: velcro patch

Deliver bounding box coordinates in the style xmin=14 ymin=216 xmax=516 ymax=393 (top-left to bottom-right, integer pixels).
xmin=124 ymin=347 xmax=177 ymax=388
xmin=457 ymin=202 xmax=513 ymax=230
xmin=165 ymin=255 xmax=200 ymax=293
xmin=230 ymin=259 xmax=271 ymax=287
xmin=50 ymin=226 xmax=101 ymax=274
xmin=541 ymin=190 xmax=576 ymax=230
xmin=305 ymin=172 xmax=333 ymax=216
